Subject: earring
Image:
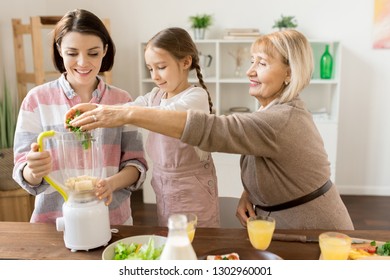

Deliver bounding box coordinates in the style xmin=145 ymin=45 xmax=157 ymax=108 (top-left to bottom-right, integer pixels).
xmin=284 ymin=80 xmax=290 ymax=86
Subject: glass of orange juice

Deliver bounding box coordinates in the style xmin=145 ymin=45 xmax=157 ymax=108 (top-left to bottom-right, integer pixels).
xmin=319 ymin=232 xmax=351 ymax=260
xmin=184 ymin=213 xmax=197 ymax=243
xmin=247 ymin=215 xmax=276 ymax=250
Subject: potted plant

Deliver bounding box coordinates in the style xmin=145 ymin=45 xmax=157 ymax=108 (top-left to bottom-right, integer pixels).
xmin=189 ymin=14 xmax=213 ymax=40
xmin=0 ymin=77 xmax=19 ymax=191
xmin=0 ymin=76 xmax=35 ymax=222
xmin=272 ymin=14 xmax=298 ymax=30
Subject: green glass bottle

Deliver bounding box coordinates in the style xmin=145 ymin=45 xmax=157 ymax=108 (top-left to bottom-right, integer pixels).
xmin=320 ymin=44 xmax=333 ymax=79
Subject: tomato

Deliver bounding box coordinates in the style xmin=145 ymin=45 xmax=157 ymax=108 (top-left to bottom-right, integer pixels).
xmin=353 ymin=243 xmax=378 ymax=254
xmin=227 ymin=254 xmax=239 ymax=260
xmin=211 ymin=254 xmax=239 ymax=260
xmin=366 ymin=246 xmax=377 ymax=254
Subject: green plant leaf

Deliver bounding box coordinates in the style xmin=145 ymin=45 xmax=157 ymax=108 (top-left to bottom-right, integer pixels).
xmin=0 ymin=102 xmax=7 ymax=148
xmin=0 ymin=75 xmax=18 ymax=149
xmin=5 ymin=82 xmax=16 ymax=147
xmin=189 ymin=14 xmax=213 ymax=29
xmin=66 ymin=110 xmax=92 ymax=150
xmin=272 ymin=14 xmax=298 ymax=29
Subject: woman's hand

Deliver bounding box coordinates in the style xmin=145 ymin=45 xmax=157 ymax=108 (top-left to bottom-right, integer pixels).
xmin=65 ymin=102 xmax=187 ymax=139
xmin=236 ymin=190 xmax=256 ymax=227
xmin=95 ymin=179 xmax=114 ymax=206
xmin=65 ymin=103 xmax=98 ymax=125
xmin=65 ymin=103 xmax=129 ymax=131
xmin=23 ymin=143 xmax=52 ymax=186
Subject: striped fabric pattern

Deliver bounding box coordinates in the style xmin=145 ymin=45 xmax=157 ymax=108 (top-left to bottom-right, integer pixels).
xmin=12 ymin=74 xmax=147 ymax=225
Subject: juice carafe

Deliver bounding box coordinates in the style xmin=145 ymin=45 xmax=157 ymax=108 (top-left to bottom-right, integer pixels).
xmin=159 ymin=214 xmax=197 ymax=260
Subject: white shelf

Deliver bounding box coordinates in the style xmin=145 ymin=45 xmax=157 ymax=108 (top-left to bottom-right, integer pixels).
xmin=310 ymin=79 xmax=339 ymax=85
xmin=219 ymin=78 xmax=249 ymax=83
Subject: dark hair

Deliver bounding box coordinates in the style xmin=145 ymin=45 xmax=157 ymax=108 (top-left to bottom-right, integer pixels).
xmin=52 ymin=9 xmax=115 ymax=73
xmin=146 ymin=27 xmax=213 ymax=114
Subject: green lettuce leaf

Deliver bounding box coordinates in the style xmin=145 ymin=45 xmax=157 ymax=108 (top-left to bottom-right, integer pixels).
xmin=113 ymin=237 xmax=164 ymax=260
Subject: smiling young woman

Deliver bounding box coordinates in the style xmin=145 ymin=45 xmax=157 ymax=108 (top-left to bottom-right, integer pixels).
xmin=12 ymin=9 xmax=147 ymax=226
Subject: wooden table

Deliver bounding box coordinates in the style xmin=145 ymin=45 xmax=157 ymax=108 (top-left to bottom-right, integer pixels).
xmin=0 ymin=222 xmax=389 ymax=260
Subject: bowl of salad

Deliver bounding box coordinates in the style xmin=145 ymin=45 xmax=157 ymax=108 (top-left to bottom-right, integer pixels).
xmin=102 ymin=235 xmax=167 ymax=260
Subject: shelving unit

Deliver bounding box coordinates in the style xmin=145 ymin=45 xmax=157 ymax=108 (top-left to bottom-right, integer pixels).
xmin=139 ymin=39 xmax=341 ymax=200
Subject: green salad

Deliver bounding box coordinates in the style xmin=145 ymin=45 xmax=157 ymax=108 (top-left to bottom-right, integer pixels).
xmin=113 ymin=237 xmax=164 ymax=260
xmin=371 ymin=240 xmax=390 ymax=256
xmin=65 ymin=110 xmax=92 ymax=150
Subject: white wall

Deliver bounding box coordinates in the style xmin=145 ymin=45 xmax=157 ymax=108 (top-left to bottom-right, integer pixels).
xmin=1 ymin=0 xmax=390 ymax=199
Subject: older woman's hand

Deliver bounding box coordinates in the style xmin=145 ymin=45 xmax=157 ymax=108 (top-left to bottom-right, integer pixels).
xmin=64 ymin=103 xmax=99 ymax=129
xmin=65 ymin=103 xmax=130 ymax=131
xmin=236 ymin=190 xmax=256 ymax=227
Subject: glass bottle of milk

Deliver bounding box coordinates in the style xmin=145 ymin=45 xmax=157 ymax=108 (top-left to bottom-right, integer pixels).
xmin=159 ymin=214 xmax=197 ymax=260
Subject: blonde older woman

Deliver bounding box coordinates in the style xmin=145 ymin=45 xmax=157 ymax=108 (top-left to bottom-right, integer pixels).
xmin=67 ymin=30 xmax=354 ymax=230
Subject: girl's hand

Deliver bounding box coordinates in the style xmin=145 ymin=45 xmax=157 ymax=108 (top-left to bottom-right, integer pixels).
xmin=236 ymin=190 xmax=256 ymax=227
xmin=23 ymin=143 xmax=52 ymax=185
xmin=95 ymin=178 xmax=114 ymax=206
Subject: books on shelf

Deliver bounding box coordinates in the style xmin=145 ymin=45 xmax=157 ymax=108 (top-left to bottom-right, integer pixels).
xmin=224 ymin=28 xmax=261 ymax=40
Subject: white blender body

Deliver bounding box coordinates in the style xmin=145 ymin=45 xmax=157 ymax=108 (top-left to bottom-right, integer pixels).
xmin=39 ymin=128 xmax=112 ymax=252
xmin=57 ymin=194 xmax=111 ymax=252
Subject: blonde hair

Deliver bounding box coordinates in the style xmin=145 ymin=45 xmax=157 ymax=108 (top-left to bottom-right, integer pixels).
xmin=251 ymin=29 xmax=314 ymax=103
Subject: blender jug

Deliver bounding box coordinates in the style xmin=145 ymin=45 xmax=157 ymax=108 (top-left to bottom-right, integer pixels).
xmin=38 ymin=128 xmax=112 ymax=252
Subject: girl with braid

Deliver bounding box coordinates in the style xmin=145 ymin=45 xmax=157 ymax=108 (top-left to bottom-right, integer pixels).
xmin=68 ymin=27 xmax=220 ymax=227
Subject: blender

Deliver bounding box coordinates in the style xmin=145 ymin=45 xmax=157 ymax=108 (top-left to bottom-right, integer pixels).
xmin=38 ymin=128 xmax=112 ymax=252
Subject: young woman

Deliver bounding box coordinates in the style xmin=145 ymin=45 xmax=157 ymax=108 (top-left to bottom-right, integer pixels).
xmin=13 ymin=9 xmax=147 ymax=225
xmin=68 ymin=27 xmax=220 ymax=228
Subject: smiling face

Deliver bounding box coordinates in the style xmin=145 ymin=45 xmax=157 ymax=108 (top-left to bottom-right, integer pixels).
xmin=144 ymin=46 xmax=191 ymax=97
xmin=58 ymin=31 xmax=107 ymax=93
xmin=246 ymin=46 xmax=291 ymax=107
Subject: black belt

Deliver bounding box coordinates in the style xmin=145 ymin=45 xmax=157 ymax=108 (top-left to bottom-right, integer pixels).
xmin=255 ymin=179 xmax=333 ymax=212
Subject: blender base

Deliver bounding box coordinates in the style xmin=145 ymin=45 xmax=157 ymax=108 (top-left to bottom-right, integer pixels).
xmin=57 ymin=199 xmax=112 ymax=252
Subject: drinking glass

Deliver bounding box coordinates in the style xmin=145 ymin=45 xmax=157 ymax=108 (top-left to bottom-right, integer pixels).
xmin=319 ymin=232 xmax=351 ymax=260
xmin=171 ymin=213 xmax=197 ymax=242
xmin=247 ymin=215 xmax=276 ymax=250
xmin=184 ymin=213 xmax=197 ymax=243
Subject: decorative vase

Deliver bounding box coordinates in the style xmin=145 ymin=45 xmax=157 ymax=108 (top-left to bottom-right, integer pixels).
xmin=234 ymin=65 xmax=243 ymax=77
xmin=320 ymin=44 xmax=333 ymax=79
xmin=228 ymin=46 xmax=248 ymax=78
xmin=193 ymin=28 xmax=206 ymax=40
